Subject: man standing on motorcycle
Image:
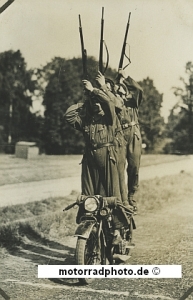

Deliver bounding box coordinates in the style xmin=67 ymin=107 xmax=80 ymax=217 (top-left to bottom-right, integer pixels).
xmin=114 ymin=69 xmax=143 ymax=212
xmin=65 ymin=76 xmax=124 ymax=202
xmin=95 ymin=72 xmax=129 ymax=208
xmin=65 ymin=75 xmax=130 ymax=243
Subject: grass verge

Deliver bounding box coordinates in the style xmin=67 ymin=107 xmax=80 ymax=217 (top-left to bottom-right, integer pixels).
xmin=137 ymin=171 xmax=193 ymax=213
xmin=0 ymin=154 xmax=188 ymax=186
xmin=0 ymin=171 xmax=192 ymax=250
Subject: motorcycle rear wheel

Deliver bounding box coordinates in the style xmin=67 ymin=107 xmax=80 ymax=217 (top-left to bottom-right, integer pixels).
xmin=75 ymin=229 xmax=106 ymax=284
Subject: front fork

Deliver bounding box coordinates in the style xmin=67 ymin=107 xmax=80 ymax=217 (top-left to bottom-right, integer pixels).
xmin=74 ymin=218 xmax=107 ymax=264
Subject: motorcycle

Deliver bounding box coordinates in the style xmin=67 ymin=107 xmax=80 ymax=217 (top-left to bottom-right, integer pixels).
xmin=64 ymin=194 xmax=136 ymax=284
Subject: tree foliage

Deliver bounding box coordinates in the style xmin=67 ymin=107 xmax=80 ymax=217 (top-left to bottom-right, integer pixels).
xmin=0 ymin=50 xmax=43 ymax=152
xmin=165 ymin=62 xmax=193 ymax=154
xmin=0 ymin=50 xmax=166 ymax=154
xmin=138 ymin=77 xmax=165 ymax=152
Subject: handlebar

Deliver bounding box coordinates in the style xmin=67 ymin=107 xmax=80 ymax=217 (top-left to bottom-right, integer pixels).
xmin=63 ymin=202 xmax=77 ymax=211
xmin=63 ymin=196 xmax=135 ymax=214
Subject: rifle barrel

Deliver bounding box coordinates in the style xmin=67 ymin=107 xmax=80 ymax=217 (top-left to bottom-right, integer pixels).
xmin=79 ymin=15 xmax=84 ymax=50
xmin=78 ymin=14 xmax=88 ymax=79
xmin=102 ymin=6 xmax=104 ymax=19
xmin=78 ymin=14 xmax=81 ymax=27
xmin=0 ymin=0 xmax=14 ymax=14
xmin=99 ymin=7 xmax=104 ymax=74
xmin=118 ymin=12 xmax=131 ymax=69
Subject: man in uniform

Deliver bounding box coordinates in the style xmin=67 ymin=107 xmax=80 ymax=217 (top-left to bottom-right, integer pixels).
xmin=115 ymin=69 xmax=143 ymax=211
xmin=95 ymin=71 xmax=129 ymax=207
xmin=65 ymin=75 xmax=131 ymax=242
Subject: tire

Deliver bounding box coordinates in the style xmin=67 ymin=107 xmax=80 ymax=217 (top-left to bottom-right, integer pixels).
xmin=75 ymin=228 xmax=106 ymax=284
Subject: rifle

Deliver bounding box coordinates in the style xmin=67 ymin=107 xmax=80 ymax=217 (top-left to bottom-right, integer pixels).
xmin=0 ymin=0 xmax=14 ymax=14
xmin=99 ymin=7 xmax=109 ymax=74
xmin=79 ymin=14 xmax=88 ymax=79
xmin=118 ymin=12 xmax=131 ymax=70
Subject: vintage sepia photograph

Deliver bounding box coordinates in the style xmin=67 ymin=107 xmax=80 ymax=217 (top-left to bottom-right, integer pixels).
xmin=0 ymin=0 xmax=193 ymax=299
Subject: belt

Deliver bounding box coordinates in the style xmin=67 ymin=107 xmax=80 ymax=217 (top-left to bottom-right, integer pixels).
xmin=122 ymin=121 xmax=138 ymax=129
xmin=88 ymin=142 xmax=115 ymax=150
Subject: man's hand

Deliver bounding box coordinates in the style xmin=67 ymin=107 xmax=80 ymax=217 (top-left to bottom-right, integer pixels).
xmin=116 ymin=68 xmax=127 ymax=84
xmin=82 ymin=80 xmax=94 ymax=92
xmin=95 ymin=71 xmax=105 ymax=87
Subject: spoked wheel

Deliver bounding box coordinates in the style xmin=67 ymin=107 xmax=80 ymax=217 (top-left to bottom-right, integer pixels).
xmin=75 ymin=228 xmax=106 ymax=284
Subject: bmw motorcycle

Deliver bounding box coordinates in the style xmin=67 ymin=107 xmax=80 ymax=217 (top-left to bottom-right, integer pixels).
xmin=64 ymin=194 xmax=136 ymax=284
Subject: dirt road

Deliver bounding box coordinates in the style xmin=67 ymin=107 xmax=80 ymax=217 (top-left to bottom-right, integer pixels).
xmin=0 ymin=155 xmax=193 ymax=207
xmin=0 ymin=178 xmax=193 ymax=299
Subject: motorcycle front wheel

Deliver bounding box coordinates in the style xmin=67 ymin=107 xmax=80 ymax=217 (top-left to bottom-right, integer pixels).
xmin=75 ymin=228 xmax=106 ymax=284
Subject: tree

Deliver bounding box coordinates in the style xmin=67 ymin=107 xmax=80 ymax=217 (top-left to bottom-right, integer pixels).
xmin=0 ymin=50 xmax=41 ymax=152
xmin=42 ymin=56 xmax=118 ymax=154
xmin=138 ymin=77 xmax=165 ymax=152
xmin=42 ymin=57 xmax=166 ymax=154
xmin=165 ymin=62 xmax=193 ymax=154
xmin=42 ymin=57 xmax=83 ymax=154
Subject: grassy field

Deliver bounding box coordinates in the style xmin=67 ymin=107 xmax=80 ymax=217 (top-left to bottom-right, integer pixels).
xmin=0 ymin=153 xmax=188 ymax=186
xmin=0 ymin=171 xmax=193 ymax=250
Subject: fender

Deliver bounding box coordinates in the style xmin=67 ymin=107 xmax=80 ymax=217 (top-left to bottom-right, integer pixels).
xmin=74 ymin=220 xmax=98 ymax=239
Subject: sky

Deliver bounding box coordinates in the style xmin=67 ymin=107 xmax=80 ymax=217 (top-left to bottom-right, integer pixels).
xmin=1 ymin=0 xmax=193 ymax=121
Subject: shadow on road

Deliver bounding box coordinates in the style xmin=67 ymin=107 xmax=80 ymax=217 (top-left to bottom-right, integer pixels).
xmin=8 ymin=228 xmax=80 ymax=286
xmin=9 ymin=230 xmax=80 ymax=286
xmin=11 ymin=241 xmax=75 ymax=265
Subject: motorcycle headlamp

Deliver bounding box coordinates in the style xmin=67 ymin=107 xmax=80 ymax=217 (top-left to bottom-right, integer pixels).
xmin=84 ymin=196 xmax=99 ymax=212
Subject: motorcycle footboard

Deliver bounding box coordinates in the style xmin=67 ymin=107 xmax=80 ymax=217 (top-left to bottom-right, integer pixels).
xmin=74 ymin=220 xmax=97 ymax=239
